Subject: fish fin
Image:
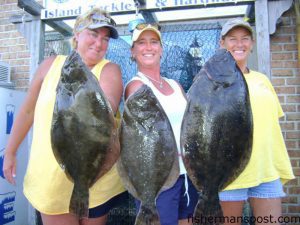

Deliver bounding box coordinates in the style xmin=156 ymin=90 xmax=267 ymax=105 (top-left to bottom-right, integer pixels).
xmin=135 ymin=204 xmax=161 ymax=225
xmin=193 ymin=194 xmax=223 ymax=225
xmin=159 ymin=150 xmax=180 ymax=194
xmin=116 ymin=158 xmax=140 ymax=200
xmin=93 ymin=113 xmax=120 ymax=184
xmin=158 ymin=117 xmax=180 ymax=194
xmin=69 ymin=182 xmax=89 ymax=219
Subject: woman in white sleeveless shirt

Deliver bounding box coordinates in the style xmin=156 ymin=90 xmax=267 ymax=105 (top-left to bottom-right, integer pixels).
xmin=125 ymin=22 xmax=198 ymax=225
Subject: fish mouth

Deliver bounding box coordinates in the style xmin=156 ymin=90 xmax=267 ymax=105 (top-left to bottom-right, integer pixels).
xmin=64 ymin=51 xmax=82 ymax=68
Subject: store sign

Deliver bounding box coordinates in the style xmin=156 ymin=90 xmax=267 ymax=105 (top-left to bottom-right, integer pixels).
xmin=147 ymin=0 xmax=255 ymax=8
xmin=41 ymin=0 xmax=255 ymax=20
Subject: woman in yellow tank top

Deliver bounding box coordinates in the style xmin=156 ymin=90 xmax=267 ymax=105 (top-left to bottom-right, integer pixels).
xmin=3 ymin=7 xmax=125 ymax=225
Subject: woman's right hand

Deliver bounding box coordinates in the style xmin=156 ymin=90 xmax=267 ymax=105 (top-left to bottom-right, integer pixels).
xmin=3 ymin=151 xmax=17 ymax=185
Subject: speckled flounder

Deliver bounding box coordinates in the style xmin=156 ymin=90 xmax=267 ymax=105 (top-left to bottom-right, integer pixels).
xmin=51 ymin=50 xmax=118 ymax=218
xmin=181 ymin=49 xmax=253 ymax=224
xmin=118 ymin=85 xmax=179 ymax=225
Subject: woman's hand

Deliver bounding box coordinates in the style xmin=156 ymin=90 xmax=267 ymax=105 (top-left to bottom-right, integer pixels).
xmin=3 ymin=151 xmax=17 ymax=185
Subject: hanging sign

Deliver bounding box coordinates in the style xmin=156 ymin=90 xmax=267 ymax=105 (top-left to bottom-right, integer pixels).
xmin=41 ymin=0 xmax=255 ymax=20
xmin=147 ymin=0 xmax=255 ymax=9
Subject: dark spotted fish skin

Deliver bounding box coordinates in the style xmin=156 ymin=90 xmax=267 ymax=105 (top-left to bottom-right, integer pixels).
xmin=118 ymin=85 xmax=179 ymax=225
xmin=181 ymin=49 xmax=253 ymax=224
xmin=51 ymin=50 xmax=118 ymax=218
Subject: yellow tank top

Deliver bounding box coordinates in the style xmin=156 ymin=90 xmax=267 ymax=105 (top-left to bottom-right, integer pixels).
xmin=224 ymin=70 xmax=295 ymax=190
xmin=23 ymin=55 xmax=125 ymax=215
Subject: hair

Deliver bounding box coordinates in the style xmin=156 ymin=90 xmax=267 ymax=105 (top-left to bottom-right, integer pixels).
xmin=71 ymin=7 xmax=112 ymax=49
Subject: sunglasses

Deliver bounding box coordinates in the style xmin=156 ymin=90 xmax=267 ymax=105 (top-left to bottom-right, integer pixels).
xmin=135 ymin=23 xmax=161 ymax=31
xmin=75 ymin=12 xmax=116 ymax=33
xmin=91 ymin=13 xmax=116 ymax=27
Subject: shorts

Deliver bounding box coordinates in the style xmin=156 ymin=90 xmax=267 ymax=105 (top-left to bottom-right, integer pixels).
xmin=88 ymin=191 xmax=129 ymax=218
xmin=135 ymin=174 xmax=199 ymax=225
xmin=219 ymin=179 xmax=286 ymax=201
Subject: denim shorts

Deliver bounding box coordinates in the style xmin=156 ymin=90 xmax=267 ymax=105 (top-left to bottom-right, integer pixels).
xmin=135 ymin=174 xmax=199 ymax=225
xmin=88 ymin=191 xmax=128 ymax=218
xmin=219 ymin=179 xmax=286 ymax=201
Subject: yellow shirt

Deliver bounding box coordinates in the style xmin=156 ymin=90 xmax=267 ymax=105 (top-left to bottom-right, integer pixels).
xmin=224 ymin=70 xmax=295 ymax=190
xmin=23 ymin=55 xmax=125 ymax=214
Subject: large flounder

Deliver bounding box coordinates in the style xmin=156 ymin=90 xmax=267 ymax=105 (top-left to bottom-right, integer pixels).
xmin=51 ymin=50 xmax=119 ymax=218
xmin=181 ymin=49 xmax=253 ymax=224
xmin=118 ymin=85 xmax=179 ymax=225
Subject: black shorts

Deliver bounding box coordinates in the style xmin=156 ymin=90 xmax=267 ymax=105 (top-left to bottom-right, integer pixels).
xmin=88 ymin=191 xmax=128 ymax=218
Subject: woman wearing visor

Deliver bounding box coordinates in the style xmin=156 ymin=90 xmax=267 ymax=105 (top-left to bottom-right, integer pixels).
xmin=125 ymin=21 xmax=198 ymax=225
xmin=3 ymin=7 xmax=126 ymax=225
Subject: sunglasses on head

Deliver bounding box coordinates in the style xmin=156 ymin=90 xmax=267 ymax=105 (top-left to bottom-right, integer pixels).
xmin=135 ymin=23 xmax=161 ymax=31
xmin=90 ymin=13 xmax=116 ymax=26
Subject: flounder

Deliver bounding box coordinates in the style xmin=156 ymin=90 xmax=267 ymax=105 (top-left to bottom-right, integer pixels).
xmin=51 ymin=50 xmax=119 ymax=218
xmin=181 ymin=49 xmax=253 ymax=224
xmin=118 ymin=85 xmax=179 ymax=225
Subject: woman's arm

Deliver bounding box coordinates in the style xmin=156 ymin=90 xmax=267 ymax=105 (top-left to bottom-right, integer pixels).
xmin=3 ymin=56 xmax=56 ymax=185
xmin=99 ymin=62 xmax=123 ymax=114
xmin=124 ymin=80 xmax=144 ymax=100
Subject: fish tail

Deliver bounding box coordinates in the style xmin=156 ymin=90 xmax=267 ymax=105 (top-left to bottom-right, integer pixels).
xmin=135 ymin=204 xmax=161 ymax=225
xmin=193 ymin=194 xmax=223 ymax=225
xmin=69 ymin=183 xmax=89 ymax=219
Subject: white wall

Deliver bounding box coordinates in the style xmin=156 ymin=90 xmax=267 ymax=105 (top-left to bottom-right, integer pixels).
xmin=0 ymin=87 xmax=29 ymax=225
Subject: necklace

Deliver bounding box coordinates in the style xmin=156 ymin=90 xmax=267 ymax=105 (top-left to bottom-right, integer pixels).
xmin=139 ymin=72 xmax=163 ymax=88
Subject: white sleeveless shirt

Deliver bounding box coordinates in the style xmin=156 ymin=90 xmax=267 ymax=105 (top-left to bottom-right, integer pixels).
xmin=128 ymin=72 xmax=187 ymax=174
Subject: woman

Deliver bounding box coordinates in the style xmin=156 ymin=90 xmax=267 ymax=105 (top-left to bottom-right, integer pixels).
xmin=219 ymin=18 xmax=295 ymax=225
xmin=3 ymin=7 xmax=126 ymax=225
xmin=125 ymin=22 xmax=198 ymax=225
